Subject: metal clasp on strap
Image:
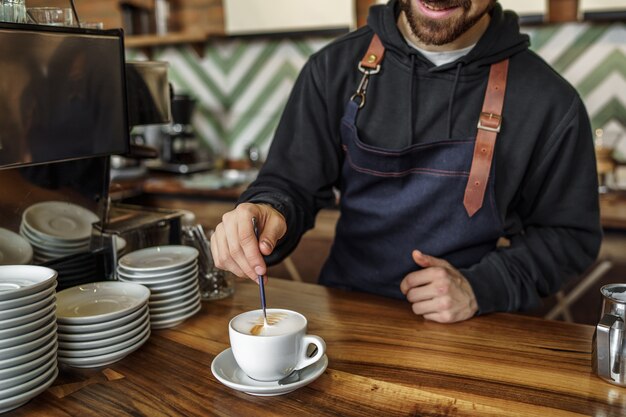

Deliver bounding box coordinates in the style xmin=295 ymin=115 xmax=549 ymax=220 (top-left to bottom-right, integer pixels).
xmin=477 ymin=112 xmax=502 ymax=133
xmin=350 ymin=63 xmax=381 ymax=109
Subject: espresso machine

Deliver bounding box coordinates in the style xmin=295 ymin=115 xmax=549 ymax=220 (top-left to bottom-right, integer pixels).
xmin=145 ymin=93 xmax=214 ymax=174
xmin=0 ymin=23 xmax=184 ymax=289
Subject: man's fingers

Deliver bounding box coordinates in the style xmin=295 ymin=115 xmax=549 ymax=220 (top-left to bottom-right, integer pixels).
xmin=410 ymin=298 xmax=440 ymax=316
xmin=405 ymin=283 xmax=440 ymax=303
xmin=399 ymin=271 xmax=432 ymax=295
xmin=211 ymin=223 xmax=246 ymax=278
xmin=223 ymin=212 xmax=257 ymax=280
xmin=258 ymin=211 xmax=287 ymax=256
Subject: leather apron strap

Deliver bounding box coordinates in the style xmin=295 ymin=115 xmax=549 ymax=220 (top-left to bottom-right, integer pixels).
xmin=360 ymin=33 xmax=385 ymax=70
xmin=463 ymin=59 xmax=509 ymax=217
xmin=358 ymin=35 xmax=509 ymax=218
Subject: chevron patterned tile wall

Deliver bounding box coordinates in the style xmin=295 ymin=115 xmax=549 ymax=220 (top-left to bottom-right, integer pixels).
xmin=128 ymin=22 xmax=626 ymax=160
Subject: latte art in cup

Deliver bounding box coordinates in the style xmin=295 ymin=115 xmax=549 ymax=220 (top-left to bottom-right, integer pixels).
xmin=231 ymin=311 xmax=304 ymax=336
xmin=228 ymin=308 xmax=326 ymax=381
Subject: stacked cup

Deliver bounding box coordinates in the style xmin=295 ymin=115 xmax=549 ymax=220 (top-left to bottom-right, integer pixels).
xmin=19 ymin=201 xmax=98 ymax=263
xmin=0 ymin=266 xmax=58 ymax=413
xmin=55 ymin=282 xmax=151 ymax=368
xmin=117 ymin=246 xmax=201 ymax=329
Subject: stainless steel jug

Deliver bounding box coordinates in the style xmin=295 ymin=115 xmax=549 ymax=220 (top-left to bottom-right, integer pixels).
xmin=593 ymin=283 xmax=626 ymax=386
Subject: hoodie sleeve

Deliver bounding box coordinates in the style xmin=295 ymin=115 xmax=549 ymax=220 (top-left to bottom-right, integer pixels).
xmin=238 ymin=58 xmax=342 ymax=265
xmin=460 ymin=96 xmax=602 ymax=314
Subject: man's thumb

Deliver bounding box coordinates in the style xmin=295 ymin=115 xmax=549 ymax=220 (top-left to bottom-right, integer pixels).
xmin=412 ymin=249 xmax=449 ymax=268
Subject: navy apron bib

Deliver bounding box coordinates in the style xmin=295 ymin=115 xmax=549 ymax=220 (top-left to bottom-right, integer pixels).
xmin=319 ymin=37 xmax=506 ymax=299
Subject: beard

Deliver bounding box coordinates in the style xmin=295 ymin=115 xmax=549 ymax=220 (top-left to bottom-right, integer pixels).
xmin=399 ymin=0 xmax=495 ymax=46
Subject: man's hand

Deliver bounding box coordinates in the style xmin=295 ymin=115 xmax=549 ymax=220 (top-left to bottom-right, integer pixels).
xmin=210 ymin=203 xmax=286 ymax=283
xmin=400 ymin=250 xmax=478 ymax=323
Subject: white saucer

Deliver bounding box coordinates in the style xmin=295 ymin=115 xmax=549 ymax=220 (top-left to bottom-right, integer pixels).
xmin=0 ymin=292 xmax=55 ymax=321
xmin=150 ymin=303 xmax=201 ymax=329
xmin=0 ymin=300 xmax=56 ymax=330
xmin=117 ymin=266 xmax=199 ymax=286
xmin=211 ymin=348 xmax=328 ymax=396
xmin=57 ymin=308 xmax=149 ymax=342
xmin=116 ymin=261 xmax=197 ymax=279
xmin=56 ymin=304 xmax=148 ymax=334
xmin=22 ymin=201 xmax=98 ymax=242
xmin=0 ymin=366 xmax=58 ymax=414
xmin=0 ymin=228 xmax=32 ymax=265
xmin=0 ymin=266 xmax=57 ymax=302
xmin=0 ymin=283 xmax=56 ymax=312
xmin=118 ymin=246 xmax=198 ymax=273
xmin=0 ymin=343 xmax=57 ymax=380
xmin=56 ymin=282 xmax=150 ymax=324
xmin=58 ymin=330 xmax=150 ymax=368
xmin=58 ymin=321 xmax=150 ymax=358
xmin=0 ymin=308 xmax=56 ymax=340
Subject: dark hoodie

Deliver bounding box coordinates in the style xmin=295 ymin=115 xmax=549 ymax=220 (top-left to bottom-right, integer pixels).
xmin=240 ymin=0 xmax=602 ymax=314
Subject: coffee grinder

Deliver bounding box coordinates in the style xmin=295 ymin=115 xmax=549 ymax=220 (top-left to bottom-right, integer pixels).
xmin=146 ymin=94 xmax=214 ymax=174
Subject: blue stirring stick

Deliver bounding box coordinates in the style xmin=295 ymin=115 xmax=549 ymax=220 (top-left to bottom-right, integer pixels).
xmin=252 ymin=217 xmax=267 ymax=324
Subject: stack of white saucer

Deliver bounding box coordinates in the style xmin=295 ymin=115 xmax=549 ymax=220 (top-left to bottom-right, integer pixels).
xmin=19 ymin=201 xmax=99 ymax=263
xmin=116 ymin=246 xmax=201 ymax=329
xmin=0 ymin=266 xmax=58 ymax=414
xmin=56 ymin=282 xmax=151 ymax=368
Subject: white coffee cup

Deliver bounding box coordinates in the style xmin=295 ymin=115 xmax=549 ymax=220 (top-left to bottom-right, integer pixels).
xmin=228 ymin=308 xmax=326 ymax=381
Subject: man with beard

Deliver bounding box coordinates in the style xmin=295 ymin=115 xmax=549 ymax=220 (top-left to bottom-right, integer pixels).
xmin=210 ymin=0 xmax=601 ymax=323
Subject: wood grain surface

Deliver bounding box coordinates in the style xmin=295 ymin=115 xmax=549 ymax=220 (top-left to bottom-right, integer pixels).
xmin=8 ymin=279 xmax=625 ymax=416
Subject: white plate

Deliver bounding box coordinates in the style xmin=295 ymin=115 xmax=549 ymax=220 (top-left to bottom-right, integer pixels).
xmin=20 ymin=224 xmax=89 ymax=250
xmin=117 ymin=267 xmax=199 ymax=286
xmin=22 ymin=201 xmax=98 ymax=242
xmin=0 ymin=359 xmax=56 ymax=399
xmin=0 ymin=366 xmax=58 ymax=413
xmin=56 ymin=304 xmax=148 ymax=334
xmin=58 ymin=314 xmax=150 ymax=351
xmin=145 ymin=272 xmax=198 ymax=293
xmin=148 ymin=281 xmax=199 ymax=301
xmin=58 ymin=329 xmax=150 ymax=368
xmin=118 ymin=246 xmax=198 ymax=273
xmin=149 ymin=292 xmax=200 ymax=315
xmin=148 ymin=286 xmax=200 ymax=310
xmin=0 ymin=331 xmax=56 ymax=370
xmin=211 ymin=348 xmax=328 ymax=396
xmin=116 ymin=260 xmax=197 ymax=280
xmin=0 ymin=300 xmax=56 ymax=330
xmin=0 ymin=292 xmax=55 ymax=321
xmin=0 ymin=343 xmax=56 ymax=380
xmin=0 ymin=326 xmax=57 ymax=361
xmin=148 ymin=286 xmax=199 ymax=308
xmin=116 ymin=263 xmax=198 ymax=282
xmin=0 ymin=317 xmax=57 ymax=349
xmin=0 ymin=228 xmax=32 ymax=265
xmin=0 ymin=283 xmax=56 ymax=311
xmin=58 ymin=320 xmax=150 ymax=358
xmin=149 ymin=296 xmax=200 ymax=321
xmin=150 ymin=303 xmax=201 ymax=330
xmin=0 ymin=308 xmax=56 ymax=340
xmin=0 ymin=353 xmax=56 ymax=391
xmin=58 ymin=308 xmax=149 ymax=343
xmin=0 ymin=266 xmax=57 ymax=302
xmin=56 ymin=281 xmax=150 ymax=324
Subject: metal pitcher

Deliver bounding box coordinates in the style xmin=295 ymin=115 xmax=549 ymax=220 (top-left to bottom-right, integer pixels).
xmin=592 ymin=283 xmax=626 ymax=386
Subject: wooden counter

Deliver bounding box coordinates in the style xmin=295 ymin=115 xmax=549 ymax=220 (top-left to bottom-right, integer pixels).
xmin=11 ymin=279 xmax=625 ymax=416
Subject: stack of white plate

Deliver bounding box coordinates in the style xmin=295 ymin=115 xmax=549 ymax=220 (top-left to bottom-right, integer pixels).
xmin=117 ymin=246 xmax=201 ymax=330
xmin=0 ymin=265 xmax=58 ymax=414
xmin=56 ymin=282 xmax=151 ymax=368
xmin=0 ymin=228 xmax=33 ymax=265
xmin=19 ymin=201 xmax=99 ymax=263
